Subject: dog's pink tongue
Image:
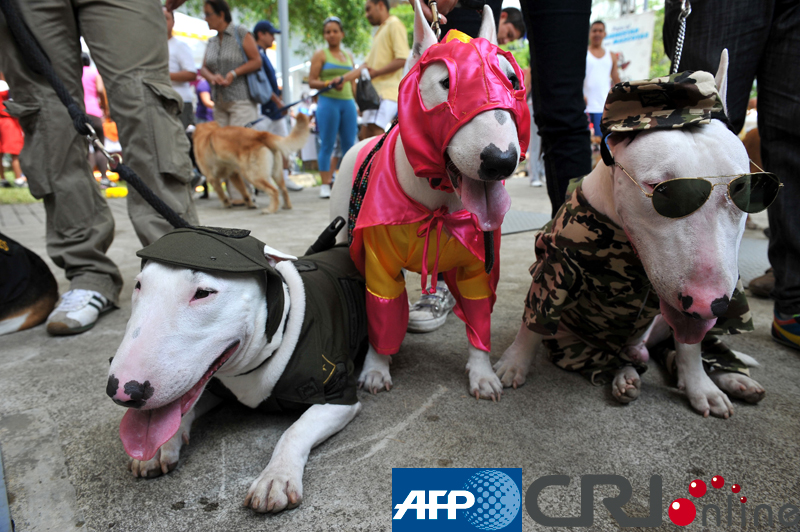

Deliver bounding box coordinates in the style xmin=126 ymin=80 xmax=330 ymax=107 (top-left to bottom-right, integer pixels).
xmin=660 ymin=300 xmax=717 ymax=345
xmin=119 ymin=399 xmax=181 ymax=462
xmin=460 ymin=178 xmax=510 ymax=232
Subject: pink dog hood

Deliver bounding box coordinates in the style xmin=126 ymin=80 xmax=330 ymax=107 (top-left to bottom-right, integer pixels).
xmin=397 ymin=30 xmax=530 ymax=192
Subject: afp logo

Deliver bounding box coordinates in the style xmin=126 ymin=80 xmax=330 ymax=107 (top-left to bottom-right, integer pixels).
xmin=392 ymin=468 xmax=523 ymax=531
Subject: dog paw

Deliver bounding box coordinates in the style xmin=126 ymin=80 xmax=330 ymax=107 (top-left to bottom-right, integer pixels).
xmin=358 ymin=351 xmax=392 ymax=394
xmin=493 ymin=346 xmax=533 ymax=389
xmin=127 ymin=425 xmax=187 ymax=478
xmin=244 ymin=465 xmax=303 ymax=513
xmin=260 ymin=208 xmax=274 ymax=215
xmin=681 ymin=372 xmax=734 ymax=418
xmin=709 ymin=371 xmax=765 ymax=404
xmin=467 ymin=348 xmax=502 ymax=401
xmin=611 ymin=366 xmax=641 ymax=404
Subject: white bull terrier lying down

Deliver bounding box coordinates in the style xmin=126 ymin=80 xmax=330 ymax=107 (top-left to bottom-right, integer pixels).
xmin=496 ymin=54 xmax=781 ymax=418
xmin=330 ymin=1 xmax=530 ymax=400
xmin=106 ymin=227 xmax=368 ymax=512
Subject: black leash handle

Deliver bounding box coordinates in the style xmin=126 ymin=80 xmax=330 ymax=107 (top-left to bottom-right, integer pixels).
xmin=305 ymin=216 xmax=345 ymax=256
xmin=0 ymin=0 xmax=190 ymax=229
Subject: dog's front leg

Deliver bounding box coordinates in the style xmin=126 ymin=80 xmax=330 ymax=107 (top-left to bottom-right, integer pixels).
xmin=494 ymin=322 xmax=543 ymax=389
xmin=467 ymin=345 xmax=504 ymax=401
xmin=358 ymin=345 xmax=393 ymax=394
xmin=244 ymin=402 xmax=362 ymax=513
xmin=128 ymin=392 xmax=222 ymax=478
xmin=674 ymin=341 xmax=734 ymax=419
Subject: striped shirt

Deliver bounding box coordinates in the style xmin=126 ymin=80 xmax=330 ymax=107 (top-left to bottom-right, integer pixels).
xmin=204 ymin=24 xmax=251 ymax=103
xmin=320 ymin=49 xmax=354 ymax=101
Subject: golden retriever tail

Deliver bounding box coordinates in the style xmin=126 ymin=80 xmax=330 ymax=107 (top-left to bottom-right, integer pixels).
xmin=270 ymin=113 xmax=311 ymax=158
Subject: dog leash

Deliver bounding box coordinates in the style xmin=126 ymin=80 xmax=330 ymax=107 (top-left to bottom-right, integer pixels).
xmin=671 ymin=0 xmax=692 ymax=74
xmin=0 ymin=0 xmax=191 ymax=230
xmin=244 ymin=84 xmax=340 ymax=128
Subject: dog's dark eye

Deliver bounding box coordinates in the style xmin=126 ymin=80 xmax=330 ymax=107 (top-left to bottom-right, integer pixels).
xmin=508 ymin=73 xmax=520 ymax=90
xmin=135 ymin=281 xmax=141 ymax=290
xmin=439 ymin=77 xmax=449 ymax=90
xmin=193 ymin=288 xmax=216 ymax=300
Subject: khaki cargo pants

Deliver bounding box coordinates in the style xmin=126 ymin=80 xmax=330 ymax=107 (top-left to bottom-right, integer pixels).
xmin=0 ymin=0 xmax=198 ymax=305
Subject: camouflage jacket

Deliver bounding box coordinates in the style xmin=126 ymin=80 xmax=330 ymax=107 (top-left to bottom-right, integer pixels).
xmin=523 ymin=179 xmax=753 ymax=354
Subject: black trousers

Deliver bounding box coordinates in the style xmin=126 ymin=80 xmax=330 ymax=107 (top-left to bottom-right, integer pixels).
xmin=520 ymin=0 xmax=593 ymax=218
xmin=665 ymin=0 xmax=800 ymax=314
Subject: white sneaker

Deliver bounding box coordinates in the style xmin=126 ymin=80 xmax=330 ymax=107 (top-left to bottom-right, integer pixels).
xmin=319 ymin=183 xmax=331 ymax=199
xmin=529 ymin=178 xmax=543 ymax=187
xmin=46 ymin=289 xmax=113 ymax=336
xmin=407 ymin=285 xmax=457 ymax=333
xmin=285 ymin=178 xmax=304 ymax=191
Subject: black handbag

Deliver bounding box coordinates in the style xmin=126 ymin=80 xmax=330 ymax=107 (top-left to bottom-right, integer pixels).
xmin=355 ymin=77 xmax=381 ymax=111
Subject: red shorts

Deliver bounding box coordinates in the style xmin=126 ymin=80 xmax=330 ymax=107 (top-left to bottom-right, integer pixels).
xmin=0 ymin=115 xmax=24 ymax=155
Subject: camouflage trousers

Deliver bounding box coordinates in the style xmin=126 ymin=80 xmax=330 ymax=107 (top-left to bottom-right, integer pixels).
xmin=543 ymin=324 xmax=750 ymax=386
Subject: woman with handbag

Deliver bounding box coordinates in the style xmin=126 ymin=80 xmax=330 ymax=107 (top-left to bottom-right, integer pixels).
xmin=307 ymin=17 xmax=359 ymax=199
xmin=199 ymin=0 xmax=262 ymax=128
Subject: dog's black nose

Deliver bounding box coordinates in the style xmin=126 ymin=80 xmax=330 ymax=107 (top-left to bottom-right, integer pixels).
xmin=479 ymin=143 xmax=518 ymax=181
xmin=108 ymin=379 xmax=154 ymax=409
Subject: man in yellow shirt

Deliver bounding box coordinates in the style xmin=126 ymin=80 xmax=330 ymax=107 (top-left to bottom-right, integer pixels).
xmin=361 ymin=0 xmax=409 ymax=139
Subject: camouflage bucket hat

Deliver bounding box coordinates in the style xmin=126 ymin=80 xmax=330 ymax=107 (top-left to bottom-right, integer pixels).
xmin=599 ymin=70 xmax=727 ymax=166
xmin=600 ymin=70 xmax=726 ymax=138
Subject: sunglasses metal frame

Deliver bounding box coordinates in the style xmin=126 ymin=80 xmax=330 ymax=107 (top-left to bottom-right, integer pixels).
xmin=614 ymin=160 xmax=783 ymax=219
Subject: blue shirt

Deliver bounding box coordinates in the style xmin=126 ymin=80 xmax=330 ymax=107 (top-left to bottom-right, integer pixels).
xmin=260 ymin=49 xmax=282 ymax=119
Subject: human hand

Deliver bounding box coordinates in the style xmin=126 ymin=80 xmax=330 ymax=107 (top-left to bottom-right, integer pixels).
xmin=367 ymin=67 xmax=378 ymax=79
xmin=165 ymin=0 xmax=187 ymax=10
xmin=418 ymin=0 xmax=457 ymax=24
xmin=210 ymin=73 xmax=226 ymax=86
xmin=223 ymin=71 xmax=236 ymax=86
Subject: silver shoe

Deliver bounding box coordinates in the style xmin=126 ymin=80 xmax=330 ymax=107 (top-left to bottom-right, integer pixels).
xmin=408 ymin=285 xmax=456 ymax=333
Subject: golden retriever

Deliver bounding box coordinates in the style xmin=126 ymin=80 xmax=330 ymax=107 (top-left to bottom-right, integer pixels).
xmin=193 ymin=114 xmax=310 ymax=214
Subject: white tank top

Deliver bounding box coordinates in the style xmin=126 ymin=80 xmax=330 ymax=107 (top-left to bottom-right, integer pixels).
xmin=584 ymin=49 xmax=613 ymax=113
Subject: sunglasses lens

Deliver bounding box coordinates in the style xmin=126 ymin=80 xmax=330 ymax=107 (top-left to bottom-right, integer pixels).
xmin=730 ymin=173 xmax=781 ymax=213
xmin=652 ymin=179 xmax=712 ymax=218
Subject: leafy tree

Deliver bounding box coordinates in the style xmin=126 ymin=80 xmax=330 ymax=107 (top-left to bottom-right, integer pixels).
xmin=182 ymin=0 xmax=375 ymax=54
xmin=649 ymin=7 xmax=670 ymax=78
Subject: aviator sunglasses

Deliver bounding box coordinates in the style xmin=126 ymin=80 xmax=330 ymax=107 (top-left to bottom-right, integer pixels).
xmin=615 ymin=161 xmax=783 ymax=219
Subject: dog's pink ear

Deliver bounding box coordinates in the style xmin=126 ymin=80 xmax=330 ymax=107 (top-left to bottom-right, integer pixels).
xmin=263 ymin=245 xmax=297 ymax=267
xmin=477 ymin=6 xmax=497 ymax=45
xmin=405 ymin=0 xmax=439 ymax=74
xmin=605 ymin=133 xmax=631 ymax=159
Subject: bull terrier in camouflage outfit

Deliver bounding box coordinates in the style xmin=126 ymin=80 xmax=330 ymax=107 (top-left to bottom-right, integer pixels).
xmin=496 ymin=52 xmax=769 ymax=418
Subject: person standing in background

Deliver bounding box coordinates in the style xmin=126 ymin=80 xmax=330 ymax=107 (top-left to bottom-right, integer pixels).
xmin=164 ymin=6 xmax=197 ymax=129
xmin=0 ymin=72 xmax=24 ymax=187
xmin=195 ymin=78 xmax=214 ymax=123
xmin=252 ymin=20 xmax=303 ymax=192
xmin=308 ymin=16 xmax=358 ymax=199
xmin=360 ymin=0 xmax=409 ymax=139
xmin=497 ymin=7 xmax=525 ymax=45
xmin=199 ymin=0 xmax=262 ymax=205
xmin=80 ymin=53 xmax=113 ymax=188
xmin=583 ymin=20 xmax=620 ymax=139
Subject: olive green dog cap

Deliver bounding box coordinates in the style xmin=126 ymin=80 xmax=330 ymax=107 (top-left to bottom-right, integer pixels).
xmin=136 ymin=226 xmax=272 ymax=273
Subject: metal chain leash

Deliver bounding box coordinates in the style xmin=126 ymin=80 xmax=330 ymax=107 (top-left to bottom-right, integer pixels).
xmin=671 ymin=0 xmax=692 ymax=74
xmin=429 ymin=1 xmax=441 ymax=39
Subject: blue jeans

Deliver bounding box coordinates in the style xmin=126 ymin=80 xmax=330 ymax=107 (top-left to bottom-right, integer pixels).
xmin=587 ymin=112 xmax=602 ymax=138
xmin=665 ymin=0 xmax=800 ymax=314
xmin=521 ymin=0 xmax=593 ymax=218
xmin=316 ymin=96 xmax=358 ymax=172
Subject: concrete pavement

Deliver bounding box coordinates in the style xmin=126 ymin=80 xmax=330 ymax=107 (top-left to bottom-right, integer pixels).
xmin=1 ymin=177 xmax=798 ymax=532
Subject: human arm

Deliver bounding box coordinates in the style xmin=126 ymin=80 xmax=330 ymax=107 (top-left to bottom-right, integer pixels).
xmin=610 ymin=53 xmax=621 ymax=85
xmin=308 ymin=50 xmax=335 ymax=90
xmin=367 ymin=58 xmax=406 ymax=80
xmin=170 ymin=44 xmax=197 ymax=82
xmin=223 ymin=30 xmax=262 ymax=85
xmin=198 ymin=89 xmax=215 ymax=109
xmin=96 ymin=73 xmax=110 ymax=117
